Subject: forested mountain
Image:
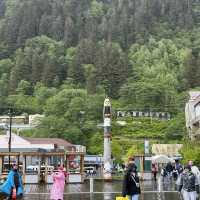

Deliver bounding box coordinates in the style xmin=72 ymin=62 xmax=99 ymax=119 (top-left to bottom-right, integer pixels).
xmin=0 ymin=0 xmax=200 ymax=156
xmin=0 ymin=0 xmax=195 ymax=50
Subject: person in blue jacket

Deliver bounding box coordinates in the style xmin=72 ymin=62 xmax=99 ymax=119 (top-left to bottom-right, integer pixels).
xmin=0 ymin=164 xmax=23 ymax=199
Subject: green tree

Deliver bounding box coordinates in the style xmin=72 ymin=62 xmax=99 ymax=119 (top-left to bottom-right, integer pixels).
xmin=0 ymin=58 xmax=13 ymax=76
xmin=180 ymin=142 xmax=200 ymax=165
xmin=16 ymin=80 xmax=32 ymax=95
xmin=44 ymin=88 xmax=87 ymax=116
xmin=165 ymin=113 xmax=186 ymax=140
xmin=87 ymin=132 xmax=103 ymax=154
xmin=182 ymin=49 xmax=200 ymax=89
xmin=95 ymin=41 xmax=130 ymax=98
xmin=10 ymin=36 xmax=67 ymax=89
xmin=112 ymin=140 xmax=123 ymax=164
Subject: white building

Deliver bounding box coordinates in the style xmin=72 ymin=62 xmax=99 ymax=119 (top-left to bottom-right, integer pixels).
xmin=185 ymin=91 xmax=200 ymax=140
xmin=0 ymin=133 xmax=86 ymax=183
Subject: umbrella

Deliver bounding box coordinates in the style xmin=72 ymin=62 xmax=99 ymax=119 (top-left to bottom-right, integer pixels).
xmin=152 ymin=155 xmax=174 ymax=164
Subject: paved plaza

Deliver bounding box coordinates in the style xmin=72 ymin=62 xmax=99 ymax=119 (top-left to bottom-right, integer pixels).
xmin=22 ymin=179 xmax=180 ymax=200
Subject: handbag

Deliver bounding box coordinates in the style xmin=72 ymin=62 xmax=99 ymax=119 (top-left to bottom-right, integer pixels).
xmin=116 ymin=197 xmax=129 ymax=200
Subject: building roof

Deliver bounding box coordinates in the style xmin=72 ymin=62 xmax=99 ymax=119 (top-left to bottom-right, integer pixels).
xmin=23 ymin=137 xmax=73 ymax=148
xmin=0 ymin=133 xmax=86 ymax=153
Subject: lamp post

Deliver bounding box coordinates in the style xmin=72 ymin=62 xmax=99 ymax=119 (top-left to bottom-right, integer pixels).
xmin=8 ymin=109 xmax=12 ymax=170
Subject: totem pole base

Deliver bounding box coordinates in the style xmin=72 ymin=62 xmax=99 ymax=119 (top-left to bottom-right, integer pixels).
xmin=103 ymin=172 xmax=112 ymax=181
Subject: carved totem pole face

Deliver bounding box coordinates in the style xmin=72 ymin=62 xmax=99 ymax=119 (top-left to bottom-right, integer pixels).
xmin=104 ymin=98 xmax=111 ymax=107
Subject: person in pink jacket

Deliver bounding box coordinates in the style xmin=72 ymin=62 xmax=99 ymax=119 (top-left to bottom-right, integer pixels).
xmin=50 ymin=167 xmax=65 ymax=200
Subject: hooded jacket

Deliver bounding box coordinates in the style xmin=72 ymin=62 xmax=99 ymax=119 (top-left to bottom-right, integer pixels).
xmin=0 ymin=170 xmax=23 ymax=196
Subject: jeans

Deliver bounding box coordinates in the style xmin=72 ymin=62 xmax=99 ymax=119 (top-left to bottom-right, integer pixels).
xmin=128 ymin=194 xmax=139 ymax=200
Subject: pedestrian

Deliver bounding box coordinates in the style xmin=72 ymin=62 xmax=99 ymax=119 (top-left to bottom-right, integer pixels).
xmin=165 ymin=162 xmax=173 ymax=177
xmin=50 ymin=166 xmax=65 ymax=200
xmin=177 ymin=165 xmax=199 ymax=200
xmin=173 ymin=160 xmax=182 ymax=181
xmin=0 ymin=164 xmax=23 ymax=200
xmin=151 ymin=162 xmax=158 ymax=181
xmin=122 ymin=167 xmax=141 ymax=200
xmin=175 ymin=160 xmax=183 ymax=175
xmin=188 ymin=161 xmax=200 ymax=182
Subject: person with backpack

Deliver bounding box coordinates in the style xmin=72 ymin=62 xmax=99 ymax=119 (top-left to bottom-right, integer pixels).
xmin=122 ymin=167 xmax=141 ymax=200
xmin=177 ymin=165 xmax=199 ymax=200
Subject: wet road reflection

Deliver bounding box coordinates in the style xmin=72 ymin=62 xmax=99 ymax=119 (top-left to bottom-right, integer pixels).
xmin=23 ymin=179 xmax=180 ymax=200
xmin=24 ymin=193 xmax=180 ymax=200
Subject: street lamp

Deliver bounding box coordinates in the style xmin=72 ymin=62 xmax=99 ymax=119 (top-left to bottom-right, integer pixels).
xmin=8 ymin=109 xmax=12 ymax=170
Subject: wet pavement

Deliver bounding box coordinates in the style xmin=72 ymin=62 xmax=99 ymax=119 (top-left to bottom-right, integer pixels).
xmin=23 ymin=193 xmax=180 ymax=200
xmin=22 ymin=178 xmax=180 ymax=200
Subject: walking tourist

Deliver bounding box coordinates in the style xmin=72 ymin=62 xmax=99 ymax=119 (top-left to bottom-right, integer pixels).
xmin=122 ymin=167 xmax=141 ymax=200
xmin=151 ymin=162 xmax=158 ymax=181
xmin=0 ymin=164 xmax=23 ymax=200
xmin=175 ymin=160 xmax=183 ymax=174
xmin=173 ymin=160 xmax=183 ymax=180
xmin=50 ymin=166 xmax=65 ymax=200
xmin=177 ymin=165 xmax=199 ymax=200
xmin=165 ymin=162 xmax=173 ymax=177
xmin=188 ymin=160 xmax=200 ymax=183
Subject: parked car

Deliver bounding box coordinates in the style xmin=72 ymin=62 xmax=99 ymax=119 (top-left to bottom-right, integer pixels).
xmin=84 ymin=166 xmax=96 ymax=175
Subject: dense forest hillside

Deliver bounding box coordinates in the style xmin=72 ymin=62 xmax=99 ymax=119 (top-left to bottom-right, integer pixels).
xmin=0 ymin=0 xmax=195 ymax=50
xmin=0 ymin=0 xmax=200 ymax=160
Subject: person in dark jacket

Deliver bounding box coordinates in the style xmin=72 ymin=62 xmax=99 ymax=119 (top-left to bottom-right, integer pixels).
xmin=166 ymin=162 xmax=173 ymax=173
xmin=122 ymin=167 xmax=141 ymax=200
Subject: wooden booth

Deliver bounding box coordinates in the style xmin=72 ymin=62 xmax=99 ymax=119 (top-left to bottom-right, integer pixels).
xmin=0 ymin=150 xmax=85 ymax=184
